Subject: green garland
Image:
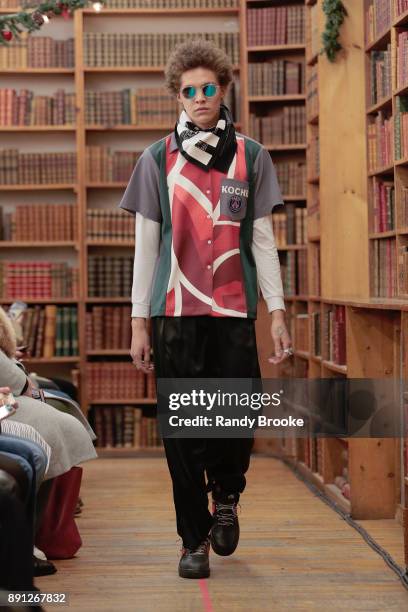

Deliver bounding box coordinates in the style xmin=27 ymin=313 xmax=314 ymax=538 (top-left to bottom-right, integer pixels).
xmin=0 ymin=0 xmax=104 ymax=43
xmin=321 ymin=0 xmax=348 ymax=62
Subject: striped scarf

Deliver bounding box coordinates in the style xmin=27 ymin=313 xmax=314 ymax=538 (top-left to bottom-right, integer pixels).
xmin=175 ymin=103 xmax=237 ymax=172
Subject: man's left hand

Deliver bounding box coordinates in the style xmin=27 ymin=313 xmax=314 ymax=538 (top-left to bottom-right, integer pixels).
xmin=268 ymin=310 xmax=293 ymax=364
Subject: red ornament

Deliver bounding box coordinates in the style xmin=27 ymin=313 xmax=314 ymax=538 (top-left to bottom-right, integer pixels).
xmin=62 ymin=7 xmax=70 ymax=19
xmin=1 ymin=30 xmax=12 ymax=41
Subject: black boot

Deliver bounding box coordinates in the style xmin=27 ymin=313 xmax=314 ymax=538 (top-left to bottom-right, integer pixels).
xmin=210 ymin=490 xmax=240 ymax=556
xmin=178 ymin=537 xmax=210 ymax=579
xmin=33 ymin=556 xmax=57 ymax=576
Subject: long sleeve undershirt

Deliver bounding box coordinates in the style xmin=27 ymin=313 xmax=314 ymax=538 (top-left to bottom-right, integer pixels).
xmin=131 ymin=212 xmax=286 ymax=318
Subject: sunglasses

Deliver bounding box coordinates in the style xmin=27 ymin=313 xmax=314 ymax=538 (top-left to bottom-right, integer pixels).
xmin=180 ymin=82 xmax=220 ymax=100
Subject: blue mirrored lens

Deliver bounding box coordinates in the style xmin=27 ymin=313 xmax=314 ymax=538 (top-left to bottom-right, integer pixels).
xmin=203 ymin=84 xmax=217 ymax=97
xmin=183 ymin=86 xmax=196 ymax=99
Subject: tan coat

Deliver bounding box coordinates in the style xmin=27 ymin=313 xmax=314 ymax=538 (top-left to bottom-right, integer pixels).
xmin=0 ymin=307 xmax=97 ymax=479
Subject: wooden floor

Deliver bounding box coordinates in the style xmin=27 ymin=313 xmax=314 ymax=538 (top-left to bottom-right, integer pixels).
xmin=37 ymin=456 xmax=408 ymax=611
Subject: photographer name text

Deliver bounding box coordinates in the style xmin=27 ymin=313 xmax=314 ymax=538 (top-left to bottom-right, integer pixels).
xmin=167 ymin=415 xmax=304 ymax=429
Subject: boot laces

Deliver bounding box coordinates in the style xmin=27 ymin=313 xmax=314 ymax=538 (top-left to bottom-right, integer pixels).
xmin=181 ymin=537 xmax=210 ymax=556
xmin=214 ymin=501 xmax=238 ymax=526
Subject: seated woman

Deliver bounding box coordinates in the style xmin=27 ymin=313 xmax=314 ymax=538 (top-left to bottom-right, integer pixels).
xmin=0 ymin=307 xmax=97 ymax=482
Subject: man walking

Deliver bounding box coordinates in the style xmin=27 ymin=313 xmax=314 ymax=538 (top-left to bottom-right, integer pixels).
xmin=119 ymin=39 xmax=293 ymax=579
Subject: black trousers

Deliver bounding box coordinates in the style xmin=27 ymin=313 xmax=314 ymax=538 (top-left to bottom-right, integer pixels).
xmin=0 ymin=456 xmax=34 ymax=591
xmin=151 ymin=316 xmax=261 ymax=550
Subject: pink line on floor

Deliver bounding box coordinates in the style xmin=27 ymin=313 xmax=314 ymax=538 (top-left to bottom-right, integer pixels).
xmin=199 ymin=578 xmax=214 ymax=612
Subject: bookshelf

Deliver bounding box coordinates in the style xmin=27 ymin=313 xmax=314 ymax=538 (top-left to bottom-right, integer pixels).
xmin=242 ymin=0 xmax=309 ymax=389
xmin=0 ymin=2 xmax=243 ymax=457
xmin=253 ymin=0 xmax=408 ymax=570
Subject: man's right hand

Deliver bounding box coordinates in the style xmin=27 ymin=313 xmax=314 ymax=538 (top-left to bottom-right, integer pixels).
xmin=131 ymin=318 xmax=154 ymax=374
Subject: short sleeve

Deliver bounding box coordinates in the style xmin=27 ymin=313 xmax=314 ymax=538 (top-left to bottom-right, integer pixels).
xmin=253 ymin=147 xmax=284 ymax=220
xmin=118 ymin=147 xmax=162 ymax=223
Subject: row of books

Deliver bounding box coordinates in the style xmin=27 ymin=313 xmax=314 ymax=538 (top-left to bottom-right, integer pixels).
xmin=307 ymin=306 xmax=346 ymax=364
xmin=0 ymin=35 xmax=74 ymax=69
xmin=371 ymin=178 xmax=395 ymax=232
xmin=0 ymin=204 xmax=78 ymax=242
xmin=86 ymin=147 xmax=140 ymax=183
xmin=0 ymin=89 xmax=76 ymax=127
xmin=86 ymin=362 xmax=156 ymax=400
xmin=401 ymin=185 xmax=408 ymax=227
xmin=308 ymin=2 xmax=320 ymax=60
xmin=83 ymin=32 xmax=240 ymax=67
xmin=367 ymin=112 xmax=394 ymax=171
xmin=406 ymin=436 xmax=408 ymax=475
xmin=87 ymin=210 xmax=134 ymax=241
xmin=0 ymin=150 xmax=77 ymax=185
xmin=280 ymin=249 xmax=308 ymax=297
xmin=0 ymin=84 xmax=236 ymax=127
xmin=306 ymin=65 xmax=319 ymax=121
xmin=301 ymin=438 xmax=323 ymax=476
xmin=309 ymin=242 xmax=321 ymax=295
xmin=292 ymin=312 xmax=308 ymax=353
xmin=85 ymin=88 xmax=179 ymax=126
xmin=365 ymin=0 xmax=391 ymax=45
xmin=371 ymin=237 xmax=398 ymax=297
xmin=308 ymin=133 xmax=320 ymax=179
xmin=395 ymin=96 xmax=408 ymax=160
xmin=369 ymin=47 xmax=392 ymax=106
xmin=395 ymin=1 xmax=408 ymax=18
xmin=302 ymin=440 xmax=350 ymax=501
xmin=0 ymin=205 xmax=134 ymax=244
xmin=19 ymin=304 xmax=78 ymax=358
xmin=398 ymin=244 xmax=408 ymax=294
xmin=396 ymin=32 xmax=408 ymax=89
xmin=271 ymin=205 xmax=307 ymax=248
xmin=248 ymin=106 xmax=306 ymax=145
xmin=323 ymin=305 xmax=347 ymax=365
xmin=88 ymin=256 xmax=133 ymax=298
xmin=248 ymin=61 xmax=304 ymax=96
xmin=0 ymin=262 xmax=78 ymax=299
xmin=310 ymin=310 xmax=321 ymax=358
xmin=86 ymin=305 xmax=132 ymax=351
xmin=246 ymin=5 xmax=305 ymax=47
xmin=2 ymin=158 xmax=305 ymax=196
xmin=274 ymin=160 xmax=307 ymax=197
xmin=92 ymin=0 xmax=237 ymax=6
xmin=309 ymin=243 xmax=321 ymax=298
xmin=92 ymin=407 xmax=162 ymax=450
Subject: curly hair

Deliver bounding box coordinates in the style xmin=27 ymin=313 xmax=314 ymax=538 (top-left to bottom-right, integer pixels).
xmin=164 ymin=39 xmax=234 ymax=96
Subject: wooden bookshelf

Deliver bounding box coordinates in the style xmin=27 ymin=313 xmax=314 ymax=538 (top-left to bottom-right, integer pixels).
xmin=82 ymin=7 xmax=239 ymax=16
xmin=0 ymin=2 xmax=244 ymax=457
xmin=22 ymin=357 xmax=80 ymax=364
xmin=253 ymin=0 xmax=408 ymax=571
xmin=242 ymin=0 xmax=308 ymax=359
xmin=0 ymin=241 xmax=78 ymax=248
xmin=0 ymin=125 xmax=77 ymax=131
xmin=0 ymin=68 xmax=75 ymax=74
xmin=0 ymin=184 xmax=77 ymax=191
